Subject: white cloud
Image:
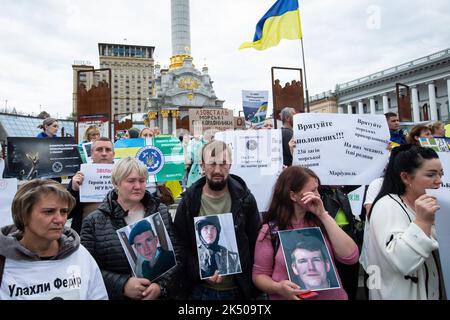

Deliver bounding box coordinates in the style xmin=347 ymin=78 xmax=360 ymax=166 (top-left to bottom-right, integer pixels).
xmin=1 ymin=0 xmax=450 ymax=118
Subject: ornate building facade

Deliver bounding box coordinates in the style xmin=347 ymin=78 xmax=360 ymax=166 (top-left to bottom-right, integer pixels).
xmin=145 ymin=0 xmax=223 ymax=135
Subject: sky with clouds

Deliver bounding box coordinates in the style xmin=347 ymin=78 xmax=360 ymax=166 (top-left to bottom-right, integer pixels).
xmin=1 ymin=0 xmax=450 ymax=118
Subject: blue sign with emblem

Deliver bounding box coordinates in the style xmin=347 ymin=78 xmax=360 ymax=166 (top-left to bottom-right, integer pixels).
xmin=136 ymin=146 xmax=165 ymax=175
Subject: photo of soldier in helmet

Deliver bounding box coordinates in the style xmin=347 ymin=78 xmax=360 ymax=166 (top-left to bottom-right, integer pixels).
xmin=195 ymin=214 xmax=242 ymax=279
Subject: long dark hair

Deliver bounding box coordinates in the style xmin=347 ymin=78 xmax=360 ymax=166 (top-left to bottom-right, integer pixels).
xmin=368 ymin=144 xmax=439 ymax=220
xmin=263 ymin=166 xmax=326 ymax=232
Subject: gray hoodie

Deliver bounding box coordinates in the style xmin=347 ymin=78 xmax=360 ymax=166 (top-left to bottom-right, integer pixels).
xmin=0 ymin=225 xmax=80 ymax=261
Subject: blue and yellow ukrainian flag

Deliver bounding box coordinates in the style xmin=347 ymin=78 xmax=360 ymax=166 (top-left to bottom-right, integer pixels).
xmin=114 ymin=138 xmax=145 ymax=159
xmin=239 ymin=0 xmax=302 ymax=51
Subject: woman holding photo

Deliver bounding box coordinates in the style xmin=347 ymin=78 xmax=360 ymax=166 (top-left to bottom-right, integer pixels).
xmin=80 ymin=157 xmax=173 ymax=300
xmin=252 ymin=166 xmax=359 ymax=300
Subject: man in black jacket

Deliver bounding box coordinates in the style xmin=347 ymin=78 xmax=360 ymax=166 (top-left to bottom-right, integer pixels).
xmin=280 ymin=107 xmax=296 ymax=167
xmin=171 ymin=140 xmax=261 ymax=300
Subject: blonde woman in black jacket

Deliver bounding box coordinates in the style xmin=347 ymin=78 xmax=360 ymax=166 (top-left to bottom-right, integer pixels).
xmin=81 ymin=157 xmax=173 ymax=300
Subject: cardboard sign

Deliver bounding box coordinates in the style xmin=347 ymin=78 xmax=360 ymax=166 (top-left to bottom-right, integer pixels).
xmin=189 ymin=108 xmax=234 ymax=135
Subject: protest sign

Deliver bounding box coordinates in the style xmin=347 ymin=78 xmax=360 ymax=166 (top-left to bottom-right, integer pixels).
xmin=419 ymin=137 xmax=450 ymax=152
xmin=0 ymin=178 xmax=18 ymax=227
xmin=79 ymin=164 xmax=114 ymax=203
xmin=424 ymin=152 xmax=450 ymax=298
xmin=5 ymin=138 xmax=82 ymax=180
xmin=0 ymin=143 xmax=4 ymax=177
xmin=215 ymin=129 xmax=283 ymax=211
xmin=426 ymin=186 xmax=450 ymax=300
xmin=242 ymin=90 xmax=269 ymax=128
xmin=292 ymin=114 xmax=390 ymax=185
xmin=189 ymin=108 xmax=234 ymax=135
xmin=0 ymin=157 xmax=4 ymax=178
xmin=114 ymin=136 xmax=185 ymax=183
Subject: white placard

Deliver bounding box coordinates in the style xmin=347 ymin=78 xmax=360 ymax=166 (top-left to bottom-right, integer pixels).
xmin=347 ymin=186 xmax=366 ymax=219
xmin=424 ymin=151 xmax=450 ymax=299
xmin=0 ymin=144 xmax=4 ymax=176
xmin=293 ymin=113 xmax=390 ymax=185
xmin=0 ymin=178 xmax=18 ymax=227
xmin=426 ymin=187 xmax=450 ymax=300
xmin=79 ymin=164 xmax=114 ymax=203
xmin=0 ymin=158 xmax=4 ymax=178
xmin=215 ymin=129 xmax=283 ymax=212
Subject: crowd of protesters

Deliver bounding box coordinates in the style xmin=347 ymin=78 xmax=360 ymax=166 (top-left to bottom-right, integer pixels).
xmin=0 ymin=111 xmax=447 ymax=300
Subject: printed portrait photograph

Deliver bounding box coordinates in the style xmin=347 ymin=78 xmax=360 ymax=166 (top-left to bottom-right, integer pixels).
xmin=194 ymin=213 xmax=242 ymax=280
xmin=279 ymin=227 xmax=340 ymax=291
xmin=116 ymin=213 xmax=177 ymax=282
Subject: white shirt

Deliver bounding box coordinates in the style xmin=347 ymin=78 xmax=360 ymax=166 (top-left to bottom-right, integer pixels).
xmin=364 ymin=177 xmax=384 ymax=205
xmin=360 ymin=177 xmax=384 ymax=270
xmin=0 ymin=245 xmax=108 ymax=300
xmin=367 ymin=194 xmax=440 ymax=300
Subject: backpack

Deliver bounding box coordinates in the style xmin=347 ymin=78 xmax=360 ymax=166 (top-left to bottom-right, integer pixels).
xmin=267 ymin=221 xmax=280 ymax=266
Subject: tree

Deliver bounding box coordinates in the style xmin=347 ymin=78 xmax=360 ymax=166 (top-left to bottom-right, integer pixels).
xmin=37 ymin=111 xmax=51 ymax=119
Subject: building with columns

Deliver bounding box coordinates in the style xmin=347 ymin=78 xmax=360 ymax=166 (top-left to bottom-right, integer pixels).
xmin=146 ymin=0 xmax=224 ymax=135
xmin=334 ymin=48 xmax=450 ymax=122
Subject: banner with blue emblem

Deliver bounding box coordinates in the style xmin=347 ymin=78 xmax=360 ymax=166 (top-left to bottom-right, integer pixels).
xmin=114 ymin=136 xmax=185 ymax=182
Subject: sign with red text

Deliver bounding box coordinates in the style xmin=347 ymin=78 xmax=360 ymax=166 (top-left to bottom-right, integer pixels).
xmin=79 ymin=164 xmax=114 ymax=203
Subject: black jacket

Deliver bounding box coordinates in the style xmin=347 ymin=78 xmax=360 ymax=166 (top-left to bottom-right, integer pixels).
xmin=171 ymin=174 xmax=260 ymax=299
xmin=80 ymin=189 xmax=173 ymax=300
xmin=281 ymin=127 xmax=293 ymax=166
xmin=320 ymin=186 xmax=359 ymax=244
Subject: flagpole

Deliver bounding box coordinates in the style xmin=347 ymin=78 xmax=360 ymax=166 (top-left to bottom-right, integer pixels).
xmin=300 ymin=38 xmax=310 ymax=113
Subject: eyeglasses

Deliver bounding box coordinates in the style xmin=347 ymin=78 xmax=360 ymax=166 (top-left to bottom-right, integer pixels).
xmin=205 ymin=162 xmax=231 ymax=168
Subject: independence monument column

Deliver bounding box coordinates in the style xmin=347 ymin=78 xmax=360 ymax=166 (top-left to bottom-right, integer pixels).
xmin=171 ymin=0 xmax=191 ymax=55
